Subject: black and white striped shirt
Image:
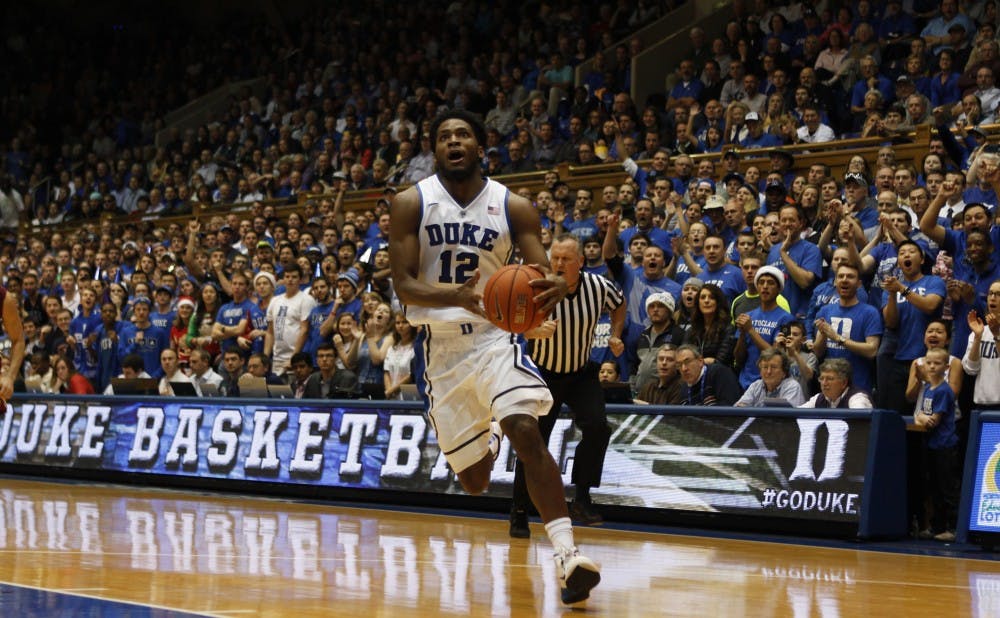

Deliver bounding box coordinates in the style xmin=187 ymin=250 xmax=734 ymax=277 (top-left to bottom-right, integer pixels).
xmin=529 ymin=271 xmax=624 ymax=374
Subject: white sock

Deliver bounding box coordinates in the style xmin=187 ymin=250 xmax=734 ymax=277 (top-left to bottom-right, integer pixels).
xmin=544 ymin=517 xmax=575 ymax=553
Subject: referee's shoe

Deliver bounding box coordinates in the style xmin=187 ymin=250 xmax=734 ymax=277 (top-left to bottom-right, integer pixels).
xmin=568 ymin=500 xmax=603 ymax=526
xmin=509 ymin=507 xmax=530 ymax=538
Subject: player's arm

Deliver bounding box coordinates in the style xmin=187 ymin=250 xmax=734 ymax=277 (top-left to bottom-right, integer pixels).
xmin=509 ymin=193 xmax=568 ymax=314
xmin=389 ymin=187 xmax=485 ymax=317
xmin=0 ymin=291 xmax=24 ymax=399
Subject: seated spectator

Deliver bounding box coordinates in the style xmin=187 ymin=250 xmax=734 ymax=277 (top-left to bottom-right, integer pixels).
xmin=636 ymin=344 xmax=684 ymax=405
xmin=683 ymin=283 xmax=736 ymax=367
xmin=631 ymin=292 xmax=684 ymax=392
xmin=304 ymin=342 xmax=357 ymax=399
xmin=188 ymin=348 xmax=223 ymax=395
xmin=734 ymin=348 xmax=805 ymax=407
xmin=239 ymin=353 xmax=285 ymax=395
xmin=795 ymin=105 xmax=836 ymax=143
xmin=776 ymin=321 xmax=817 ymax=396
xmin=219 ymin=349 xmax=246 ymax=398
xmin=286 ymin=351 xmax=315 ymax=399
xmin=54 ymin=355 xmax=95 ymax=395
xmin=102 ymin=353 xmax=153 ymax=395
xmin=158 ymin=348 xmax=195 ymax=396
xmin=598 ymin=361 xmax=621 ymax=383
xmin=24 ymin=350 xmax=56 ymax=394
xmin=676 ymin=343 xmax=739 ymax=406
xmin=799 ymin=358 xmax=874 ymax=408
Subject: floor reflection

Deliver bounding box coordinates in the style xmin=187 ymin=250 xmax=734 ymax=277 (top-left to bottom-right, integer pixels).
xmin=0 ymin=479 xmax=983 ymax=617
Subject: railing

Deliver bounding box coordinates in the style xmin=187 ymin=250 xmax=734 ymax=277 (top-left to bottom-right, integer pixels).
xmin=29 ymin=122 xmax=989 ymax=237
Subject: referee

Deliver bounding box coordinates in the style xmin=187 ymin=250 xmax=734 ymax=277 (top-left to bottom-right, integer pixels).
xmin=510 ymin=233 xmax=626 ymax=537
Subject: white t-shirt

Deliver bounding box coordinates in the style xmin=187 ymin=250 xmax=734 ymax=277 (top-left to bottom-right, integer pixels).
xmin=383 ymin=342 xmax=416 ymax=399
xmin=267 ymin=291 xmax=317 ymax=374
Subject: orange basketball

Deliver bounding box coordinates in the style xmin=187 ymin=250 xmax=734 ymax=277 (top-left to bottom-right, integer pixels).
xmin=483 ymin=264 xmax=547 ymax=334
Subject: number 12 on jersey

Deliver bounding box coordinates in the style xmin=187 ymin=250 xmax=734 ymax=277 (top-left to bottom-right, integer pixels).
xmin=439 ymin=250 xmax=479 ymax=284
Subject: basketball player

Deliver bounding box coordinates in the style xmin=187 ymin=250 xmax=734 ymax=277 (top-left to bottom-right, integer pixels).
xmin=389 ymin=110 xmax=601 ymax=604
xmin=0 ymin=283 xmax=24 ymax=404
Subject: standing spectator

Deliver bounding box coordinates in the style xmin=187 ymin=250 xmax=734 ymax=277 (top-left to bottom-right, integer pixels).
xmin=383 ymin=313 xmax=416 ymax=400
xmin=302 ymin=277 xmax=335 ymax=364
xmin=913 ymin=347 xmax=961 ymax=542
xmin=118 ymin=297 xmax=170 ymax=379
xmin=92 ymin=302 xmax=122 ymax=393
xmin=881 ymin=240 xmax=946 ymax=414
xmin=734 ymin=266 xmax=794 ymax=389
xmin=265 ymin=264 xmax=317 ymax=376
xmin=212 ymin=272 xmax=265 ymax=358
xmin=767 ymin=205 xmax=822 ymax=318
xmin=812 ymin=263 xmax=883 ymax=392
xmin=350 ymin=302 xmax=392 ymax=399
xmin=511 ymin=234 xmax=625 ymax=534
xmin=962 ymin=280 xmax=1000 ymax=407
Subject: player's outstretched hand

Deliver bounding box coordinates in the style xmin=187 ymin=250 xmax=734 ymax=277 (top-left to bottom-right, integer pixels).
xmin=455 ymin=269 xmax=487 ymax=318
xmin=527 ymin=265 xmax=567 ymax=315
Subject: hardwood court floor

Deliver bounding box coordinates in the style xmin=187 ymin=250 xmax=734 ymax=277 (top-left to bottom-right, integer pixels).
xmin=0 ymin=477 xmax=996 ymax=617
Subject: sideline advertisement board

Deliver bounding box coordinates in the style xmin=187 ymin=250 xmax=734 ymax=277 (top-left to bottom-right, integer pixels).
xmin=0 ymin=396 xmax=906 ymax=538
xmin=959 ymin=411 xmax=1000 ymax=546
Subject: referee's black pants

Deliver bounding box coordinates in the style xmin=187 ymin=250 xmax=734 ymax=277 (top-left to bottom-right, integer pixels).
xmin=511 ymin=362 xmax=612 ymax=511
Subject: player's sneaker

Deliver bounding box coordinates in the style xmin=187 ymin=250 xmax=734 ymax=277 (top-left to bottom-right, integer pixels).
xmin=488 ymin=420 xmax=503 ymax=461
xmin=509 ymin=507 xmax=530 ymax=538
xmin=554 ymin=546 xmax=600 ymax=605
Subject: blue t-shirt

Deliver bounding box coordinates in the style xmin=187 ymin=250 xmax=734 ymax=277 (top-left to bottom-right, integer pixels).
xmin=738 ymin=305 xmax=793 ymax=388
xmin=805 ymin=280 xmax=869 ymax=338
xmin=93 ymin=321 xmax=122 ymax=392
xmin=816 ymin=301 xmax=883 ymax=392
xmin=674 ymin=252 xmax=707 ymax=287
xmin=699 ymin=263 xmax=747 ymax=304
xmin=215 ymin=299 xmax=266 ymax=355
xmin=149 ymin=309 xmax=176 ymax=331
xmin=766 ymin=240 xmax=823 ymax=318
xmin=616 ymin=262 xmax=683 ymax=328
xmin=117 ymin=322 xmax=171 ymax=378
xmin=588 ymin=311 xmax=630 ymax=378
xmin=619 ymin=226 xmax=674 ymax=262
xmin=891 ymin=274 xmax=946 ymax=360
xmin=302 ymin=300 xmax=335 ymax=363
xmin=564 ymin=218 xmax=599 ymax=243
xmin=942 ymin=227 xmax=1000 ymax=268
xmin=70 ymin=309 xmax=102 ymax=381
xmin=920 ymin=381 xmax=958 ymax=450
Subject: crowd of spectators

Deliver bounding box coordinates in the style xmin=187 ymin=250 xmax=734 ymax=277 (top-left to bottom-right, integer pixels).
xmin=4 ymin=1 xmax=1000 ymax=541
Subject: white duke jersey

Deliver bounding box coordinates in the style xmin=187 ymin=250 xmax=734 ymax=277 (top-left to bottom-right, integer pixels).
xmin=406 ymin=175 xmax=515 ymax=327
